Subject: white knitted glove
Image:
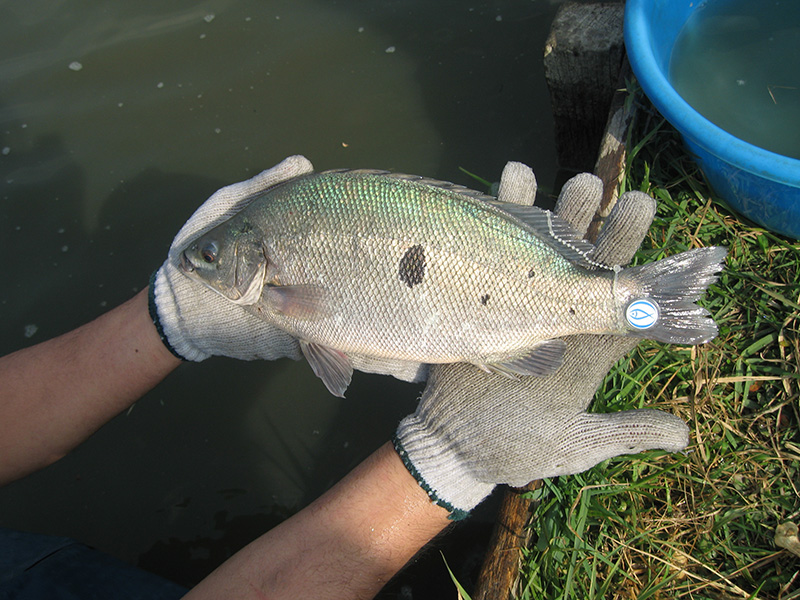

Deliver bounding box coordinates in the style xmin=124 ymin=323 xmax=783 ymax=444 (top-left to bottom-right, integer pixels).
xmin=150 ymin=156 xmax=313 ymax=362
xmin=394 ymin=163 xmax=690 ymax=519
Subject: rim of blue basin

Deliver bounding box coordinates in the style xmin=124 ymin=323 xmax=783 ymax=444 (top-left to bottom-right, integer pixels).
xmin=623 ymin=0 xmax=800 ymax=192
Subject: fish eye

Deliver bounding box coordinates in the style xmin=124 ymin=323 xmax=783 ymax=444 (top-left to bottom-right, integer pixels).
xmin=200 ymin=242 xmax=218 ymax=264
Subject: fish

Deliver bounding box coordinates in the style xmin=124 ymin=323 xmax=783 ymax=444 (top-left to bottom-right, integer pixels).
xmin=178 ymin=169 xmax=726 ymax=397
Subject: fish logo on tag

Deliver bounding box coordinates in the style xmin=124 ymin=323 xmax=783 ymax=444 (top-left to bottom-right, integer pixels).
xmin=626 ymin=299 xmax=659 ymax=330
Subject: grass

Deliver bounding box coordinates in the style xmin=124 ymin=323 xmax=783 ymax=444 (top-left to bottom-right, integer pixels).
xmin=516 ymin=96 xmax=800 ymax=599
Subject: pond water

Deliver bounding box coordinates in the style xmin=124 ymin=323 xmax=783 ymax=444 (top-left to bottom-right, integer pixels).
xmin=1 ymin=0 xmax=567 ymax=594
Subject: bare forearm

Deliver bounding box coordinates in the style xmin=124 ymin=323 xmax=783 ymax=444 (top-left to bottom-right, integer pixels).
xmin=184 ymin=442 xmax=451 ymax=600
xmin=0 ymin=286 xmax=452 ymax=599
xmin=0 ymin=288 xmax=181 ymax=485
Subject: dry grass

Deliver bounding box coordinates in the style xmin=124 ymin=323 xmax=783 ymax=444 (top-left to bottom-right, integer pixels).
xmin=518 ymin=98 xmax=800 ymax=600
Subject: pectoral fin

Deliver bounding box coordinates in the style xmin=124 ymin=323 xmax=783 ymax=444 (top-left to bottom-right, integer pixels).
xmin=300 ymin=341 xmax=353 ymax=397
xmin=480 ymin=338 xmax=567 ymax=377
xmin=263 ymin=285 xmax=329 ymax=320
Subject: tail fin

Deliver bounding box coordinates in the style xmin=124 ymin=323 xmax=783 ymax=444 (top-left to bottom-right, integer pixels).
xmin=621 ymin=247 xmax=727 ymax=344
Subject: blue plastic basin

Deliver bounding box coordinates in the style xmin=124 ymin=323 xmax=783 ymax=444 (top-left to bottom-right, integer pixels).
xmin=624 ymin=0 xmax=800 ymax=239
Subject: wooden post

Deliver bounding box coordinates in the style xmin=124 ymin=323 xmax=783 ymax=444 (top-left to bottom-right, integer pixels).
xmin=471 ymin=482 xmax=540 ymax=600
xmin=544 ymin=2 xmax=625 ymax=173
xmin=587 ymin=56 xmax=635 ymax=241
xmin=472 ymin=4 xmax=632 ymax=598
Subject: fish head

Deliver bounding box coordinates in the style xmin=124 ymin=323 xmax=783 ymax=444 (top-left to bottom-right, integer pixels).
xmin=178 ymin=218 xmax=269 ymax=306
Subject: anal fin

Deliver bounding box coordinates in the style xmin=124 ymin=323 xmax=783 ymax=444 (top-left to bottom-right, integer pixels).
xmin=300 ymin=341 xmax=353 ymax=397
xmin=479 ymin=338 xmax=567 ymax=377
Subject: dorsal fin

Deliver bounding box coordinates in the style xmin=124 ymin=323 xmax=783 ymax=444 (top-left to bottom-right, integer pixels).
xmin=490 ymin=202 xmax=613 ymax=270
xmin=319 ymin=168 xmax=497 ymax=203
xmin=321 ymin=168 xmax=391 ymax=176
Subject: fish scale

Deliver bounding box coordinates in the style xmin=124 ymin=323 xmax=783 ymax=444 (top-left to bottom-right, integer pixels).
xmin=179 ymin=169 xmax=726 ymax=396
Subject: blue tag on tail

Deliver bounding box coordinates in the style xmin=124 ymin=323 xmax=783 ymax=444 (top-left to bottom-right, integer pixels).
xmin=626 ymin=299 xmax=660 ymax=330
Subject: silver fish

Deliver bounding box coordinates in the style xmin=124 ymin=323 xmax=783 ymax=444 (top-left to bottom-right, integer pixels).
xmin=179 ymin=169 xmax=726 ymax=396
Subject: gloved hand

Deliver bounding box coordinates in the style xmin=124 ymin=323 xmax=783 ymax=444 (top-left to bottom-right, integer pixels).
xmin=150 ymin=156 xmax=312 ymax=362
xmin=394 ymin=162 xmax=690 ymax=519
xmin=149 ymin=155 xmax=428 ymax=383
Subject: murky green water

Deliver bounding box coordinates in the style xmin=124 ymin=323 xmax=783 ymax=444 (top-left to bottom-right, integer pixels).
xmin=1 ymin=0 xmax=565 ymax=593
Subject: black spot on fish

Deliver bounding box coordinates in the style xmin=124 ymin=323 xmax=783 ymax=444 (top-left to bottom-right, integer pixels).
xmin=480 ymin=294 xmax=490 ymax=306
xmin=528 ymin=268 xmax=536 ymax=279
xmin=569 ymin=307 xmax=576 ymax=315
xmin=399 ymin=244 xmax=426 ymax=288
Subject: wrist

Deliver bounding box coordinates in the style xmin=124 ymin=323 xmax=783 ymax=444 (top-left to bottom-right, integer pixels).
xmin=149 ymin=264 xmax=211 ymax=361
xmin=148 ymin=270 xmax=189 ymax=361
xmin=394 ymin=414 xmax=495 ymax=520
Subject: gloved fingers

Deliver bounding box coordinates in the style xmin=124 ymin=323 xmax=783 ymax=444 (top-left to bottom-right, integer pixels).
xmin=543 ymin=409 xmax=689 ymax=479
xmin=170 ymin=155 xmax=314 ymax=251
xmin=414 ymin=362 xmax=690 ymax=488
xmin=221 ymin=155 xmax=314 ymax=201
xmin=592 ymin=190 xmax=656 ymax=267
xmin=496 ymin=162 xmax=538 ymax=207
xmin=554 ymin=172 xmax=604 ymax=235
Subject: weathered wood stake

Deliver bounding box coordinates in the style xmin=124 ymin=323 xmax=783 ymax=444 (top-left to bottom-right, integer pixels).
xmin=544 ymin=2 xmax=625 ymax=173
xmin=472 ymin=4 xmax=633 ymax=598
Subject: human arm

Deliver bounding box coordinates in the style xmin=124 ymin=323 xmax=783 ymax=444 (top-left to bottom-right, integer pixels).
xmin=183 ymin=441 xmax=450 ymax=600
xmin=0 ymin=155 xmax=451 ymax=600
xmin=0 ymin=288 xmax=181 ymax=486
xmin=0 ymin=289 xmax=450 ymax=599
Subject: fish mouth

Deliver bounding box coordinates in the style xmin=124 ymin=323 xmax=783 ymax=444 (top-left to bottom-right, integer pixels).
xmin=179 ymin=250 xmax=195 ymax=273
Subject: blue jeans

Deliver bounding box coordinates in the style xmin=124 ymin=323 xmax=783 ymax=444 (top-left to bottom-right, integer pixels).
xmin=0 ymin=528 xmax=188 ymax=599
